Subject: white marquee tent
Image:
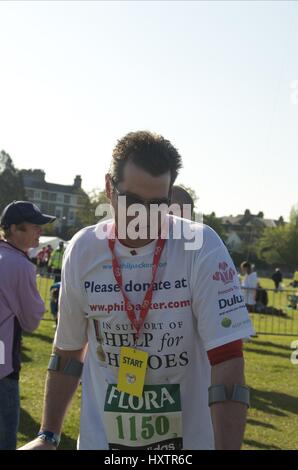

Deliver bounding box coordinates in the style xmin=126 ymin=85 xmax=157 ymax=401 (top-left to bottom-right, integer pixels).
xmin=28 ymin=236 xmax=68 ymax=259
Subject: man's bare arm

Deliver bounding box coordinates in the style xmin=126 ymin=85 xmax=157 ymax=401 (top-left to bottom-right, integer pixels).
xmin=19 ymin=345 xmax=86 ymax=450
xmin=210 ymin=356 xmax=248 ymax=450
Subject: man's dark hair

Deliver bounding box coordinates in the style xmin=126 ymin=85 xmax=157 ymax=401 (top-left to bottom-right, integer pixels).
xmin=241 ymin=261 xmax=252 ymax=272
xmin=109 ymin=131 xmax=182 ymax=186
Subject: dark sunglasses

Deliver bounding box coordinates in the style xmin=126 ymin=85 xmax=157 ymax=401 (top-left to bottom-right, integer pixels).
xmin=112 ymin=179 xmax=171 ymax=208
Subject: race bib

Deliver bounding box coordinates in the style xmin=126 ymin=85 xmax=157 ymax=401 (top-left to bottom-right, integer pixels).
xmin=104 ymin=384 xmax=183 ymax=450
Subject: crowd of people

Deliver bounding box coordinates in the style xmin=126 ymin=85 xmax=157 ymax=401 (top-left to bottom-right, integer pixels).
xmin=30 ymin=241 xmax=65 ymax=282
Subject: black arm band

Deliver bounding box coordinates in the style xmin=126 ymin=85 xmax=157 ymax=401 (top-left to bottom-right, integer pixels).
xmin=48 ymin=354 xmax=83 ymax=378
xmin=208 ymin=384 xmax=250 ymax=408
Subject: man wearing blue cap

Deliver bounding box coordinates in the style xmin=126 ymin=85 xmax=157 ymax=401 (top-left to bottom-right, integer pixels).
xmin=0 ymin=201 xmax=56 ymax=449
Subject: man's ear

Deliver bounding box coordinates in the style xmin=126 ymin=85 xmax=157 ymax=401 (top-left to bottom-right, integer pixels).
xmin=105 ymin=174 xmax=112 ymax=201
xmin=10 ymin=224 xmax=17 ymax=235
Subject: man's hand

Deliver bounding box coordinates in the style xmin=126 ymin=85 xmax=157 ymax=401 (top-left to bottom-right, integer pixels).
xmin=18 ymin=437 xmax=56 ymax=450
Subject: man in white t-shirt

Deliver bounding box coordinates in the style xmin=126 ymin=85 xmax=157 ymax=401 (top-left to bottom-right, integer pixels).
xmin=240 ymin=261 xmax=258 ymax=312
xmin=21 ymin=131 xmax=255 ymax=451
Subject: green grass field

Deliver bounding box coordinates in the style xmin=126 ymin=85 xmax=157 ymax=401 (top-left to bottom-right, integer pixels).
xmin=17 ymin=276 xmax=298 ymax=450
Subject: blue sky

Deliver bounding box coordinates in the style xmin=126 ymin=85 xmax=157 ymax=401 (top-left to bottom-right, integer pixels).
xmin=0 ymin=1 xmax=298 ymax=220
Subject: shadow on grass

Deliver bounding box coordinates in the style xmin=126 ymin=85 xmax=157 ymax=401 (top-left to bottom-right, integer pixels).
xmin=251 ymin=388 xmax=298 ymax=417
xmin=249 ymin=340 xmax=292 ymax=352
xmin=18 ymin=407 xmax=39 ymax=441
xmin=243 ymin=439 xmax=281 ymax=450
xmin=244 ymin=347 xmax=290 ymax=360
xmin=23 ymin=332 xmax=55 ymax=345
xmin=18 ymin=407 xmax=77 ymax=450
xmin=246 ymin=418 xmax=276 ymax=430
xmin=59 ymin=434 xmax=78 ymax=450
xmin=31 ymin=332 xmax=55 ymax=345
xmin=21 ymin=345 xmax=33 ymax=364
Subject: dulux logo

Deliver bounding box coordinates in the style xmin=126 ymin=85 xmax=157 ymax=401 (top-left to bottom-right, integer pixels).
xmin=219 ymin=294 xmax=244 ymax=310
xmin=213 ymin=262 xmax=236 ymax=285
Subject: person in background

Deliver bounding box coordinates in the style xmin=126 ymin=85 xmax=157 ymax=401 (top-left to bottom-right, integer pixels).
xmin=0 ymin=201 xmax=56 ymax=449
xmin=255 ymin=283 xmax=269 ymax=313
xmin=45 ymin=244 xmax=53 ymax=261
xmin=170 ymin=185 xmax=194 ymax=220
xmin=46 ymin=244 xmax=54 ymax=276
xmin=50 ymin=282 xmax=61 ymax=328
xmin=240 ymin=261 xmax=258 ymax=313
xmin=49 ymin=241 xmax=65 ymax=282
xmin=271 ymin=268 xmax=282 ymax=291
xmin=290 ymin=270 xmax=298 ymax=288
xmin=37 ymin=246 xmax=48 ymax=276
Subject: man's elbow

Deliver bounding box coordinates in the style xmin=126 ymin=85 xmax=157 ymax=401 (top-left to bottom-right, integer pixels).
xmin=20 ymin=307 xmax=45 ymax=333
xmin=211 ymin=356 xmax=245 ymax=388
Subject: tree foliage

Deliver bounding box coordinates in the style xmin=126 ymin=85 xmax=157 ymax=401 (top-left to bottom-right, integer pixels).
xmin=0 ymin=150 xmax=26 ymax=213
xmin=257 ymin=207 xmax=298 ymax=270
xmin=203 ymin=212 xmax=227 ymax=242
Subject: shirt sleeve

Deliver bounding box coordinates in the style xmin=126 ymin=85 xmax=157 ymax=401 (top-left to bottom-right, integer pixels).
xmin=54 ymin=242 xmax=88 ymax=350
xmin=16 ymin=262 xmax=45 ymax=333
xmin=250 ymin=273 xmax=258 ymax=289
xmin=191 ymin=227 xmax=255 ymax=351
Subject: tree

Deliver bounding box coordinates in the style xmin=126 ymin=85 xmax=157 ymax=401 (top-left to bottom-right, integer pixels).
xmin=290 ymin=204 xmax=298 ymax=226
xmin=277 ymin=216 xmax=285 ymax=226
xmin=66 ymin=189 xmax=110 ymax=239
xmin=256 ymin=210 xmax=298 ymax=270
xmin=203 ymin=212 xmax=227 ymax=242
xmin=0 ymin=150 xmax=26 ymax=213
xmin=41 ymin=222 xmax=57 ymax=237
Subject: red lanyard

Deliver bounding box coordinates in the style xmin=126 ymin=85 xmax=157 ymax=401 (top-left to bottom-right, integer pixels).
xmin=108 ymin=234 xmax=166 ymax=340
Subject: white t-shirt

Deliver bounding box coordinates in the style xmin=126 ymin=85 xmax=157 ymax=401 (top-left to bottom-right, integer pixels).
xmin=242 ymin=272 xmax=258 ymax=306
xmin=54 ymin=216 xmax=255 ymax=450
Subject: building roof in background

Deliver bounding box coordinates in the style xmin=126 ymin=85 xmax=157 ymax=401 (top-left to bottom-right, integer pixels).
xmin=20 ymin=170 xmax=88 ymax=196
xmin=220 ymin=213 xmax=278 ymax=228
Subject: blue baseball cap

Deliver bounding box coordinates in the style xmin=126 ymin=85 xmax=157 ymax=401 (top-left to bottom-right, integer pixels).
xmin=0 ymin=201 xmax=56 ymax=228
